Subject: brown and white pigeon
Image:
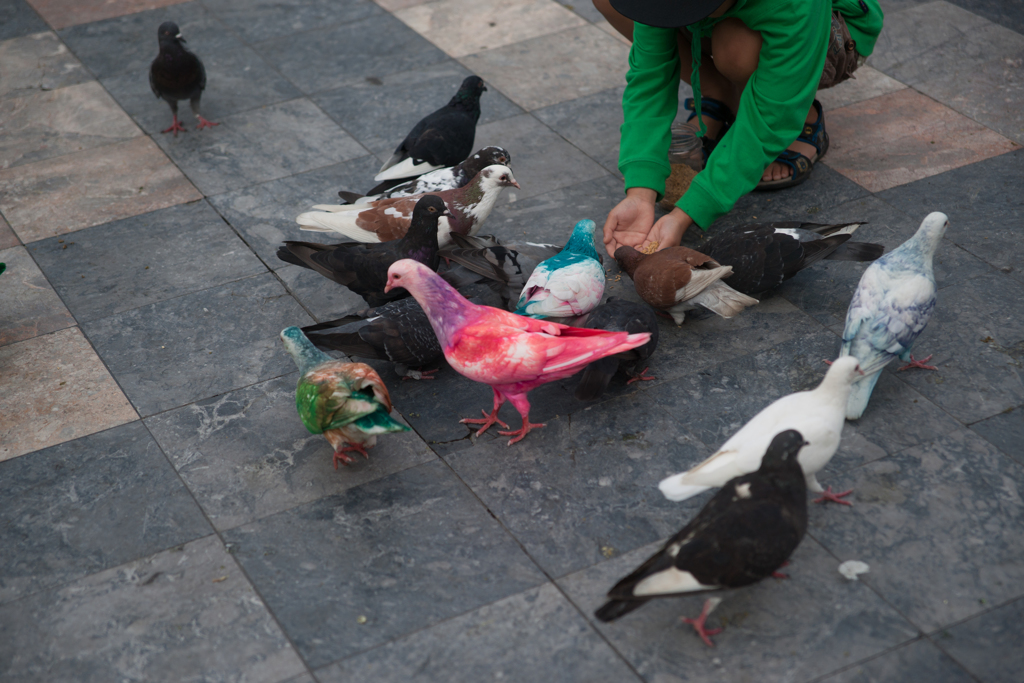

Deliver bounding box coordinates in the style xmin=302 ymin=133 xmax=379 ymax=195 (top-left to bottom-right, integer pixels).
xmin=149 ymin=22 xmax=218 ymax=136
xmin=296 ymin=165 xmax=518 ymax=247
xmin=615 ymin=246 xmax=758 ymax=324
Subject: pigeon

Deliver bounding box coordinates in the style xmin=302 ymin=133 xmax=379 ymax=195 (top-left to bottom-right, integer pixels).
xmin=280 ymin=326 xmax=409 ymax=468
xmin=595 ymin=430 xmax=809 ymax=647
xmin=296 ymin=165 xmax=518 ymax=247
xmin=615 ymin=246 xmax=758 ymax=324
xmin=277 ymin=195 xmax=447 ymax=306
xmin=301 ymin=298 xmax=443 ymax=381
xmin=340 ymin=146 xmax=512 ymax=204
xmin=658 ymin=356 xmax=864 ymax=505
xmin=700 ymin=222 xmax=884 ymax=296
xmin=514 ymin=219 xmax=606 ymax=320
xmin=840 ymin=212 xmax=948 ymax=420
xmin=384 ymin=260 xmax=650 ymax=445
xmin=373 ymin=75 xmax=487 ymax=185
xmin=574 ymin=298 xmax=660 ymax=400
xmin=149 ymin=22 xmax=218 ymax=136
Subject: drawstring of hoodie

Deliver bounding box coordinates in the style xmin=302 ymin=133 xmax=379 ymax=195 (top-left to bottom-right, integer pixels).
xmin=688 ymin=18 xmax=713 ymax=137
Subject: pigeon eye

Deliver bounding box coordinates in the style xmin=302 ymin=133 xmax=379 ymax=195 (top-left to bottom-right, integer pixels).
xmin=428 ymin=207 xmax=436 ymax=213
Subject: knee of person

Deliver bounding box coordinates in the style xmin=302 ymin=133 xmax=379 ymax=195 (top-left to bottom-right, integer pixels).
xmin=712 ymin=19 xmax=762 ymax=84
xmin=592 ymin=0 xmax=613 ymax=16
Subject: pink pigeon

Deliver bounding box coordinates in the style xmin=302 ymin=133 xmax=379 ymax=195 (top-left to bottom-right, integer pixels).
xmin=384 ymin=259 xmax=651 ymax=445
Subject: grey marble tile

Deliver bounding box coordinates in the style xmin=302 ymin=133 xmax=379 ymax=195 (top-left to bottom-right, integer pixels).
xmin=0 ymin=31 xmax=90 ymax=101
xmin=276 ymin=674 xmax=316 ymax=683
xmin=0 ymin=534 xmax=307 ymax=682
xmin=0 ymin=245 xmax=74 ymax=347
xmin=935 ymin=597 xmax=1024 ymax=683
xmin=31 ymin=200 xmax=265 ymax=323
xmin=152 ymin=98 xmax=367 ymax=196
xmin=257 ymin=13 xmax=449 ymax=95
xmin=314 ymin=60 xmax=523 ymax=158
xmin=58 ymin=2 xmax=242 ymax=81
xmin=276 ymin=264 xmax=369 ymax=322
xmin=473 ymin=113 xmax=611 ymax=201
xmin=0 ymin=1 xmax=48 ymax=42
xmin=557 ymin=0 xmax=606 ymax=24
xmin=810 ymin=429 xmax=1024 ymax=633
xmin=819 ymin=638 xmax=975 ymax=683
xmin=207 ymin=155 xmax=381 ymax=268
xmin=81 ymin=272 xmax=313 ymax=416
xmin=101 ymin=44 xmax=303 ymax=136
xmin=0 ymin=421 xmax=211 ymax=604
xmin=946 ymin=0 xmax=1024 ymax=35
xmin=317 ymin=582 xmax=640 ymax=683
xmin=203 ymin=0 xmax=382 ymax=44
xmin=222 ymin=460 xmax=547 ymax=668
xmin=533 ymin=86 xmax=626 ymax=175
xmin=558 ymin=537 xmax=918 ymax=681
xmin=145 ymin=373 xmax=436 ymax=530
xmin=969 ymin=407 xmax=1024 ymax=466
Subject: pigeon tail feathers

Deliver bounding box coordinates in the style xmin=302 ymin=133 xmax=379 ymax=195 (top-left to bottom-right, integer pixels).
xmin=374 ymin=157 xmax=445 ymax=182
xmin=688 ymin=280 xmax=759 ymax=318
xmin=657 ymin=478 xmax=713 ymax=502
xmin=594 ymin=599 xmax=648 ymax=623
xmin=845 ymin=370 xmax=883 ymax=420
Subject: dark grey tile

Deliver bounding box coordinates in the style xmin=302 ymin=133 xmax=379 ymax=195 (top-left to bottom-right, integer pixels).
xmin=31 ymin=201 xmax=265 ymax=323
xmin=314 ymin=60 xmax=523 ymax=158
xmin=316 ymin=583 xmax=640 ymax=683
xmin=533 ymin=86 xmax=625 ymax=175
xmin=819 ymin=638 xmax=975 ymax=683
xmin=936 ymin=597 xmax=1024 ymax=682
xmin=222 ymin=460 xmax=547 ymax=668
xmin=969 ymin=407 xmax=1024 ymax=466
xmin=947 ymin=0 xmax=1024 ymax=35
xmin=145 ymin=374 xmax=435 ymax=530
xmin=203 ymin=0 xmax=382 ymax=44
xmin=207 ymin=155 xmax=381 ymax=268
xmin=0 ymin=422 xmax=211 ymax=605
xmin=0 ymin=535 xmax=307 ymax=682
xmin=276 ymin=264 xmax=368 ymax=321
xmin=558 ymin=537 xmax=918 ymax=681
xmin=0 ymin=0 xmax=48 ymax=42
xmin=81 ymin=272 xmax=312 ymax=416
xmin=810 ymin=429 xmax=1024 ymax=633
xmin=257 ymin=13 xmax=449 ymax=95
xmin=152 ymin=98 xmax=368 ymax=196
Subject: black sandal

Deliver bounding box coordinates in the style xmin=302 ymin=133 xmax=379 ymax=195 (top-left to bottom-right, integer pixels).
xmin=755 ymin=99 xmax=829 ymax=191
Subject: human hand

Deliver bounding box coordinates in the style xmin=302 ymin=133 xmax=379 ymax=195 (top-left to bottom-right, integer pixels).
xmin=602 ymin=188 xmax=657 ymax=257
xmin=644 ymin=208 xmax=693 ymax=252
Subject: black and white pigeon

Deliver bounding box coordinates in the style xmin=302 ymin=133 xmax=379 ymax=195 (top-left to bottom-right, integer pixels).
xmin=277 ymin=195 xmax=447 ymax=307
xmin=595 ymin=429 xmax=809 ymax=647
xmin=302 ymin=298 xmax=443 ymax=380
xmin=574 ymin=298 xmax=660 ymax=401
xmin=342 ymin=146 xmax=511 ymax=205
xmin=699 ymin=222 xmax=884 ymax=296
xmin=373 ymin=75 xmax=487 ymax=185
xmin=149 ymin=21 xmax=218 ymax=136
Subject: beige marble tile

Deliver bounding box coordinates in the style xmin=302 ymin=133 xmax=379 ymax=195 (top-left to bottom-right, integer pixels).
xmin=0 ymin=31 xmax=89 ymax=101
xmin=460 ymin=25 xmax=629 ymax=111
xmin=817 ymin=65 xmax=907 ymax=111
xmin=0 ymin=214 xmax=17 ymax=250
xmin=0 ymin=136 xmax=202 ymax=243
xmin=822 ymin=89 xmax=1018 ymax=193
xmin=594 ymin=17 xmax=631 ymax=46
xmin=395 ymin=0 xmax=585 ymax=58
xmin=0 ymin=81 xmax=142 ymax=170
xmin=0 ymin=246 xmax=75 ymax=347
xmin=25 ymin=0 xmax=190 ymax=30
xmin=375 ymin=0 xmax=432 ymax=10
xmin=0 ymin=327 xmax=138 ymax=462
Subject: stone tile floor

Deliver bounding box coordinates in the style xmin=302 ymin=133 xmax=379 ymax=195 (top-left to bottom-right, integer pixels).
xmin=0 ymin=0 xmax=1022 ymax=680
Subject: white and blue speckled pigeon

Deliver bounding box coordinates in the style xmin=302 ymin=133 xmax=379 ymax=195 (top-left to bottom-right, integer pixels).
xmin=513 ymin=219 xmax=605 ymax=320
xmin=840 ymin=212 xmax=947 ymax=420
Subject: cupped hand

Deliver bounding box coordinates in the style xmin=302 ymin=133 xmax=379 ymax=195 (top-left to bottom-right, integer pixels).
xmin=602 ymin=189 xmax=657 ymax=257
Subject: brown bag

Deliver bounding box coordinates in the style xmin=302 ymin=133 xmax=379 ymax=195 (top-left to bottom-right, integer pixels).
xmin=818 ymin=11 xmax=860 ymax=90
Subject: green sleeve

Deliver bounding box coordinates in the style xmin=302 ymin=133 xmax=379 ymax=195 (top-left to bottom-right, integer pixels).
xmin=678 ymin=0 xmax=833 ymax=228
xmin=618 ymin=23 xmax=681 ymax=201
xmin=834 ymin=0 xmax=884 ymax=56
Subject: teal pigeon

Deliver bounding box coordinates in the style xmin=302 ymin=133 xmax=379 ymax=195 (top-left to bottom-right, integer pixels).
xmin=514 ymin=219 xmax=605 ymax=320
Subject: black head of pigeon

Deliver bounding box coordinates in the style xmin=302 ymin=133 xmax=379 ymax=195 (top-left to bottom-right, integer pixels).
xmin=439 ymin=233 xmax=564 ymax=310
xmin=594 ymin=429 xmax=808 ymax=629
xmin=448 ymin=75 xmax=487 ymax=111
xmin=149 ymin=21 xmax=218 ymax=136
xmin=574 ymin=298 xmax=660 ymax=401
xmin=277 ymin=195 xmax=448 ymax=307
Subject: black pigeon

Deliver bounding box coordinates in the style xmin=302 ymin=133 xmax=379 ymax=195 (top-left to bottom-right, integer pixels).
xmin=700 ymin=222 xmax=884 ymax=296
xmin=574 ymin=298 xmax=660 ymax=401
xmin=149 ymin=21 xmax=218 ymax=136
xmin=277 ymin=195 xmax=447 ymax=307
xmin=302 ymin=298 xmax=442 ymax=380
xmin=595 ymin=429 xmax=809 ymax=647
xmin=372 ymin=75 xmax=487 ymax=186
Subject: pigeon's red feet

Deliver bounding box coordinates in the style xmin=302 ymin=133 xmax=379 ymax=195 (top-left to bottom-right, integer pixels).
xmin=813 ymin=486 xmax=854 ymax=506
xmin=772 ymin=560 xmax=791 ymax=579
xmin=161 ymin=116 xmax=187 ymax=136
xmin=461 ymin=409 xmax=509 ymax=437
xmin=195 ymin=115 xmax=220 ymax=130
xmin=402 ymin=368 xmax=438 ymax=381
xmin=498 ymin=419 xmax=546 ymax=446
xmin=897 ymin=354 xmax=937 ymax=372
xmin=681 ymin=598 xmax=724 ymax=647
xmin=626 ymin=367 xmax=656 ymax=385
xmin=332 ymin=443 xmax=370 ymax=469
xmin=823 ymin=359 xmax=834 ymax=365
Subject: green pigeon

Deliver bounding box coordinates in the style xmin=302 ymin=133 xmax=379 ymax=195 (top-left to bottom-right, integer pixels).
xmin=280 ymin=326 xmax=409 ymax=468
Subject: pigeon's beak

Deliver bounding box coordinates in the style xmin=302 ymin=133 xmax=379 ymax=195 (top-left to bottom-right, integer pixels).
xmin=441 ymin=208 xmax=451 ymax=217
xmin=176 ymin=33 xmax=185 ymax=42
xmin=510 ymin=179 xmax=521 ymax=189
xmin=383 ymin=278 xmax=393 ymax=294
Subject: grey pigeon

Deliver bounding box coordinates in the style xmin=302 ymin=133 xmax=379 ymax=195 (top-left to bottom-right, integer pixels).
xmin=574 ymin=298 xmax=660 ymax=400
xmin=149 ymin=21 xmax=218 ymax=136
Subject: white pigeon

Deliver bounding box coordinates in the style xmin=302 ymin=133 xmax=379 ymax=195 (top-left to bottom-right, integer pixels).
xmin=513 ymin=219 xmax=605 ymax=320
xmin=658 ymin=356 xmax=864 ymax=505
xmin=840 ymin=212 xmax=947 ymax=420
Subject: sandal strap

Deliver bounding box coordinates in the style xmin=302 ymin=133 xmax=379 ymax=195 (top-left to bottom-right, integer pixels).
xmin=796 ymin=99 xmax=827 ymax=155
xmin=684 ymin=97 xmax=735 ymax=125
xmin=772 ymin=149 xmax=812 ymax=176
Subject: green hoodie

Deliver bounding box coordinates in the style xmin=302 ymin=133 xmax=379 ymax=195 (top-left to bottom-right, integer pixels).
xmin=618 ymin=0 xmax=883 ymax=229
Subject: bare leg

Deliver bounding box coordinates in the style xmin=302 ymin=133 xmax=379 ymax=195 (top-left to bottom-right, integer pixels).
xmin=813 ymin=486 xmax=854 ymax=506
xmin=897 ymin=354 xmax=937 ymax=371
xmin=161 ymin=100 xmax=187 ymax=136
xmin=681 ymin=598 xmax=724 ymax=647
xmin=497 ymin=392 xmax=546 ymax=446
xmin=190 ymin=95 xmax=219 ymax=130
xmin=460 ymin=389 xmax=509 ymax=436
xmin=626 ymin=367 xmax=656 ymax=384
